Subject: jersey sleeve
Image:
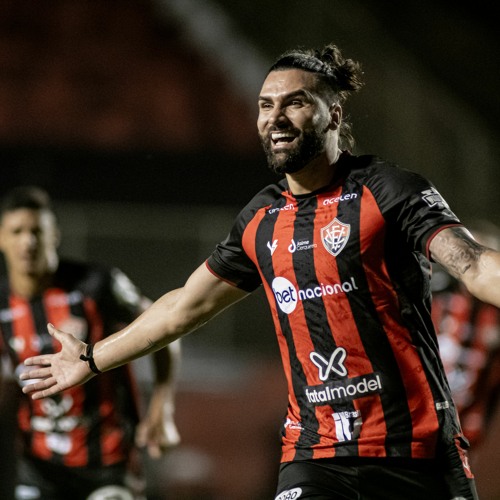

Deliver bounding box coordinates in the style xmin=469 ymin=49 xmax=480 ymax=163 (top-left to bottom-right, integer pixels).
xmin=366 ymin=162 xmax=462 ymax=257
xmin=206 ymin=195 xmax=268 ymax=293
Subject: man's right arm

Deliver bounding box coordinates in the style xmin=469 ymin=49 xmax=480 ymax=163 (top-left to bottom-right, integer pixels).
xmin=429 ymin=226 xmax=500 ymax=307
xmin=21 ymin=263 xmax=249 ymax=399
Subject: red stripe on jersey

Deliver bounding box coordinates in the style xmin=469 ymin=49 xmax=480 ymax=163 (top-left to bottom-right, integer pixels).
xmin=314 ymin=189 xmax=389 ymax=457
xmin=361 ymin=188 xmax=439 ymax=457
xmin=241 ymin=205 xmax=266 ymax=267
xmin=242 ymin=200 xmax=311 ymax=460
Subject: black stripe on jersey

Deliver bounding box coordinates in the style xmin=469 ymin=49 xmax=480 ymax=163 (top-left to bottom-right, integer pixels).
xmin=31 ymin=298 xmax=54 ymax=355
xmin=335 ymin=182 xmax=413 ymax=456
xmin=293 ymin=196 xmax=359 ymax=458
xmin=254 ymin=204 xmax=314 ymax=461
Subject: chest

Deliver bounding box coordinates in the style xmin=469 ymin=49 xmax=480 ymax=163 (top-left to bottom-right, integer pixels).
xmin=246 ymin=185 xmax=386 ymax=282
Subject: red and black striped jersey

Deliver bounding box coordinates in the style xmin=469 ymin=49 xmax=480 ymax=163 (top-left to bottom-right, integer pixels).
xmin=207 ymin=152 xmax=465 ymax=462
xmin=431 ymin=271 xmax=500 ymax=447
xmin=0 ymin=260 xmax=142 ymax=468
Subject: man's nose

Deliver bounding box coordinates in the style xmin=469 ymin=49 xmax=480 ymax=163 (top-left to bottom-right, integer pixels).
xmin=21 ymin=232 xmax=38 ymax=248
xmin=268 ymin=106 xmax=288 ymax=126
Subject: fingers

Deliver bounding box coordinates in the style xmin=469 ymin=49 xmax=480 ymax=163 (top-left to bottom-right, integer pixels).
xmin=19 ymin=366 xmax=53 ymax=381
xmin=146 ymin=439 xmax=170 ymax=459
xmin=21 ymin=377 xmax=57 ymax=398
xmin=23 ymin=354 xmax=54 ymax=367
xmin=135 ymin=425 xmax=168 ymax=459
xmin=149 ymin=444 xmax=164 ymax=459
xmin=136 ymin=429 xmax=180 ymax=459
xmin=30 ymin=388 xmax=59 ymax=400
xmin=47 ymin=323 xmax=64 ymax=343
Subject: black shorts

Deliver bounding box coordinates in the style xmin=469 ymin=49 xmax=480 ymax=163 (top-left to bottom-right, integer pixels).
xmin=275 ymin=455 xmax=478 ymax=500
xmin=15 ymin=456 xmax=135 ymax=500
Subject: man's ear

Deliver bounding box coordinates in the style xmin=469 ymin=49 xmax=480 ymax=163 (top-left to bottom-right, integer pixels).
xmin=329 ymin=103 xmax=342 ymax=130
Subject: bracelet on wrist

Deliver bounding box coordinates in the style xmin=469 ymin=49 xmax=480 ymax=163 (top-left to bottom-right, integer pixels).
xmin=79 ymin=343 xmax=102 ymax=374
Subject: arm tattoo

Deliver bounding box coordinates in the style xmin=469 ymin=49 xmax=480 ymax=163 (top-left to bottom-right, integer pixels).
xmin=431 ymin=227 xmax=486 ymax=279
xmin=140 ymin=337 xmax=160 ymax=355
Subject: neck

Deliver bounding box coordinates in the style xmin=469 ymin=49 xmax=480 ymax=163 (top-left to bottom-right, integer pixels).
xmin=286 ymin=147 xmax=342 ymax=195
xmin=9 ymin=272 xmax=53 ymax=299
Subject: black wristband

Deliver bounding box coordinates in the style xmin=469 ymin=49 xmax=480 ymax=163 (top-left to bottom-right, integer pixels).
xmin=79 ymin=343 xmax=102 ymax=374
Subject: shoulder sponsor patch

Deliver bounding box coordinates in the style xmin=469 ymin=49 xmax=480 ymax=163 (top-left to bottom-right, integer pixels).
xmin=421 ymin=187 xmax=450 ymax=210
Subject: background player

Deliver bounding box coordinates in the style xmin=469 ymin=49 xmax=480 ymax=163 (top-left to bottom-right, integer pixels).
xmin=0 ymin=185 xmax=180 ymax=500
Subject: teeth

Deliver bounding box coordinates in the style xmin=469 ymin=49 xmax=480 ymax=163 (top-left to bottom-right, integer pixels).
xmin=271 ymin=132 xmax=295 ymax=141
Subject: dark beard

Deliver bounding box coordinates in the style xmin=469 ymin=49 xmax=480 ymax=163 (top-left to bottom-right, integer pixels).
xmin=261 ymin=128 xmax=326 ymax=176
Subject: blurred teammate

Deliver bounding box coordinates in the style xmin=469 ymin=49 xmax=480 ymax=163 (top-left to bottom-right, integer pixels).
xmin=0 ymin=186 xmax=181 ymax=500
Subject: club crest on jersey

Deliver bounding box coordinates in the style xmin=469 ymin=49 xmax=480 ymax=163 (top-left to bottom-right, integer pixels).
xmin=321 ymin=218 xmax=350 ymax=256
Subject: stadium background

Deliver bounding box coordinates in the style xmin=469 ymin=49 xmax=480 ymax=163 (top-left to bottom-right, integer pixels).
xmin=1 ymin=1 xmax=499 ymax=498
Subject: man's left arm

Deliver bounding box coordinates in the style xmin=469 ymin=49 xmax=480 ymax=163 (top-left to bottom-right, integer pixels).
xmin=429 ymin=226 xmax=500 ymax=307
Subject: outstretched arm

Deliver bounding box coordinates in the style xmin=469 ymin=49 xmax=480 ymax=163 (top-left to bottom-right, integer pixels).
xmin=429 ymin=226 xmax=500 ymax=306
xmin=21 ymin=263 xmax=248 ymax=399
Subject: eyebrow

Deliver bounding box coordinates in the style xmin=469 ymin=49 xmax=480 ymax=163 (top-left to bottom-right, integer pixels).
xmin=258 ymin=89 xmax=310 ymax=102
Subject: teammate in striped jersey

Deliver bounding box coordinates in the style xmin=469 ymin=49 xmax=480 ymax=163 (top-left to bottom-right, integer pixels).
xmin=20 ymin=43 xmax=498 ymax=499
xmin=0 ymin=186 xmax=180 ymax=500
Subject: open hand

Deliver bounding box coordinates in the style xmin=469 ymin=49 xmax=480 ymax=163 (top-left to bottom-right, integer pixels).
xmin=20 ymin=323 xmax=96 ymax=399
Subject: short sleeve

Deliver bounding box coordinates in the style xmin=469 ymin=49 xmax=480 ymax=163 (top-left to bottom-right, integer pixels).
xmin=206 ymin=188 xmax=275 ymax=293
xmin=206 ymin=211 xmax=262 ymax=293
xmin=365 ymin=163 xmax=462 ymax=256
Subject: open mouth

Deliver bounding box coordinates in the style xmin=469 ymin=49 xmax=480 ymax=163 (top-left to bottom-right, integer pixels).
xmin=271 ymin=131 xmax=297 ymax=148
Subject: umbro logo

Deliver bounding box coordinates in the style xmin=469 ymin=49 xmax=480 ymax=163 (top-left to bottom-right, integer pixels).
xmin=267 ymin=239 xmax=278 ymax=255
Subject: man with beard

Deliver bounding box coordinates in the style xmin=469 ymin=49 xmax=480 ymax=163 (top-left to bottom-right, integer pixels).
xmin=20 ymin=43 xmax=498 ymax=499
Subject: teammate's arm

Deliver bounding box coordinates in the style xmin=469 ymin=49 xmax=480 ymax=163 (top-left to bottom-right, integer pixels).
xmin=135 ymin=339 xmax=182 ymax=457
xmin=429 ymin=226 xmax=500 ymax=306
xmin=21 ymin=263 xmax=248 ymax=399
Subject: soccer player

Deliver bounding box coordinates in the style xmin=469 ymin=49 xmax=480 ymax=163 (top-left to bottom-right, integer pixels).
xmin=21 ymin=43 xmax=499 ymax=499
xmin=0 ymin=186 xmax=180 ymax=500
